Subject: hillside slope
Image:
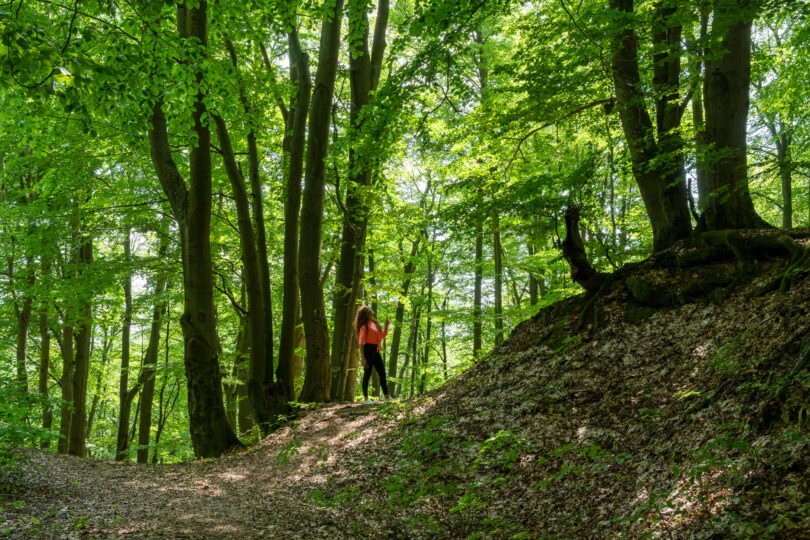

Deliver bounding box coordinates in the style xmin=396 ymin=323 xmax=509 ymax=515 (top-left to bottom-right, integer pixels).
xmin=3 ymin=234 xmax=810 ymax=539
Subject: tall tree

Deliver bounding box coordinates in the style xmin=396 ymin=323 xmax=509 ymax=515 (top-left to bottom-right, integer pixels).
xmin=277 ymin=26 xmax=311 ymax=402
xmin=137 ymin=233 xmax=170 ymax=463
xmin=329 ymin=0 xmax=391 ymax=400
xmin=298 ymin=0 xmax=348 ymax=402
xmin=115 ymin=230 xmax=133 ymax=461
xmin=147 ymin=2 xmax=240 ymax=457
xmin=608 ymin=0 xmax=692 ymax=251
xmin=702 ymin=0 xmax=768 ymax=230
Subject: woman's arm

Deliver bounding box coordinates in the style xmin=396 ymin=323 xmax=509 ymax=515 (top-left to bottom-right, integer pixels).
xmin=358 ymin=325 xmax=366 ymax=345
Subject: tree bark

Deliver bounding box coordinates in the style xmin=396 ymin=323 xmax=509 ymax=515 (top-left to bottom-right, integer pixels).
xmin=329 ymin=0 xmax=390 ymax=400
xmin=702 ymin=0 xmax=768 ymax=230
xmin=387 ymin=238 xmax=421 ymax=397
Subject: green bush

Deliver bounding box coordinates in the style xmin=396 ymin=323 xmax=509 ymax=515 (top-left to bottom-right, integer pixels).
xmin=0 ymin=375 xmax=59 ymax=468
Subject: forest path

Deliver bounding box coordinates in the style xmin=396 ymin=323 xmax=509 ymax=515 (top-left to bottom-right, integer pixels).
xmin=4 ymin=403 xmax=394 ymax=539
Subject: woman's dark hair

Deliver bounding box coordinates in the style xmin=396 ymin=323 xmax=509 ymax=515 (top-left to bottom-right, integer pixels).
xmin=355 ymin=305 xmax=376 ymax=334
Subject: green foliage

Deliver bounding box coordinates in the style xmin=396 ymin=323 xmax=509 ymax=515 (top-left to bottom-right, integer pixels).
xmin=0 ymin=377 xmax=59 ymax=468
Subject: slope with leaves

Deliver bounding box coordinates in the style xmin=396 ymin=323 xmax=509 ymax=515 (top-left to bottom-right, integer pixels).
xmin=3 ymin=238 xmax=810 ymax=538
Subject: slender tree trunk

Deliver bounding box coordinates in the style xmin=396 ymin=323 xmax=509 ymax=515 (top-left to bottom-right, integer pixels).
xmin=146 ymin=2 xmax=240 ymax=457
xmin=235 ymin=318 xmax=254 ymax=434
xmin=473 ymin=215 xmax=483 ymax=358
xmin=214 ymin=116 xmax=276 ymax=435
xmin=527 ymin=242 xmax=538 ymax=306
xmin=702 ymin=0 xmax=768 ymax=230
xmin=68 ymin=236 xmax=92 ymax=458
xmin=777 ymin=132 xmax=793 ymax=229
xmin=421 ymin=271 xmax=433 ymax=395
xmin=387 ymin=239 xmax=420 ymax=397
xmin=14 ymin=276 xmax=33 ymax=393
xmin=137 ymin=236 xmax=169 ymax=464
xmin=297 ymin=0 xmax=348 ymax=402
xmin=223 ymin=38 xmax=277 ymax=395
xmin=38 ymin=268 xmax=52 ymax=448
xmin=85 ymin=328 xmax=111 ymax=440
xmin=493 ymin=214 xmax=504 ymax=346
xmin=278 ymin=29 xmax=311 ymax=402
xmin=441 ymin=296 xmax=448 ymax=381
xmin=116 ymin=230 xmax=133 ymax=461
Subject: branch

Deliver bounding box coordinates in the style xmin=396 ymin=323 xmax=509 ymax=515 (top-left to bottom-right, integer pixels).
xmin=504 ymin=98 xmax=614 ymax=176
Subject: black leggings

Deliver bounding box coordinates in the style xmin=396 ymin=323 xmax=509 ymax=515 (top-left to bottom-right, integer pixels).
xmin=362 ymin=344 xmax=389 ymax=397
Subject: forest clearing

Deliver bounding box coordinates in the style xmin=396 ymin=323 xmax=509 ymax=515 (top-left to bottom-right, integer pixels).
xmin=2 ymin=0 xmax=810 ymax=537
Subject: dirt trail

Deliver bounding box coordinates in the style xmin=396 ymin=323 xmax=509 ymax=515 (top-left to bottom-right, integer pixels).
xmin=2 ymin=403 xmax=393 ymax=539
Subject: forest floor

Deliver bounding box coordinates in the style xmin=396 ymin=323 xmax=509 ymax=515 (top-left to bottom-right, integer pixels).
xmin=3 ymin=234 xmax=810 ymax=539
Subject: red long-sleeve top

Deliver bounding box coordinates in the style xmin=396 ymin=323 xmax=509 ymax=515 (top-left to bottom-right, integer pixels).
xmin=358 ymin=321 xmax=388 ymax=352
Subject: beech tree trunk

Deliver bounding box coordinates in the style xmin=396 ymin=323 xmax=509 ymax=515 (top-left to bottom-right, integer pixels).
xmin=214 ymin=115 xmax=278 ymax=435
xmin=57 ymin=315 xmax=74 ymax=455
xmin=493 ymin=214 xmax=504 ymax=346
xmin=116 ymin=230 xmax=133 ymax=461
xmin=473 ymin=215 xmax=483 ymax=358
xmin=68 ymin=236 xmax=92 ymax=458
xmin=38 ymin=269 xmax=52 ymax=448
xmin=278 ymin=29 xmax=311 ymax=402
xmin=298 ymin=0 xmax=348 ymax=402
xmin=137 ymin=234 xmax=169 ymax=463
xmin=387 ymin=239 xmax=421 ymax=397
xmin=702 ymin=0 xmax=768 ymax=230
xmin=146 ymin=2 xmax=239 ymax=457
xmin=329 ymin=0 xmax=390 ymax=400
xmin=608 ymin=0 xmax=691 ymax=251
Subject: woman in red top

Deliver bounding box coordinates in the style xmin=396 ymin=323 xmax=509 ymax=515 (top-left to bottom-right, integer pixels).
xmin=355 ymin=305 xmax=391 ymax=403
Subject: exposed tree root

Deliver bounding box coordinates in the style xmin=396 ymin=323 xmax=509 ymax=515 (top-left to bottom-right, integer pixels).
xmin=563 ymin=223 xmax=810 ymax=314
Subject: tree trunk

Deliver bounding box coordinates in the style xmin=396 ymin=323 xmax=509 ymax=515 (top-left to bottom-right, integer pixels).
xmin=137 ymin=236 xmax=169 ymax=463
xmin=528 ymin=242 xmax=538 ymax=306
xmin=38 ymin=273 xmax=52 ymax=448
xmin=68 ymin=236 xmax=92 ymax=458
xmin=608 ymin=0 xmax=691 ymax=251
xmin=57 ymin=315 xmax=74 ymax=455
xmin=278 ymin=29 xmax=311 ymax=403
xmin=777 ymin=132 xmax=793 ymax=229
xmin=14 ymin=271 xmax=33 ymax=394
xmin=116 ymin=230 xmax=133 ymax=461
xmin=298 ymin=0 xmax=347 ymax=402
xmin=329 ymin=0 xmax=390 ymax=401
xmin=493 ymin=214 xmax=504 ymax=346
xmin=146 ymin=2 xmax=240 ymax=457
xmin=86 ymin=327 xmax=111 ymax=440
xmin=421 ymin=272 xmax=433 ymax=395
xmin=214 ymin=115 xmax=277 ymax=435
xmin=702 ymin=0 xmax=768 ymax=230
xmin=387 ymin=239 xmax=420 ymax=397
xmin=473 ymin=214 xmax=483 ymax=357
